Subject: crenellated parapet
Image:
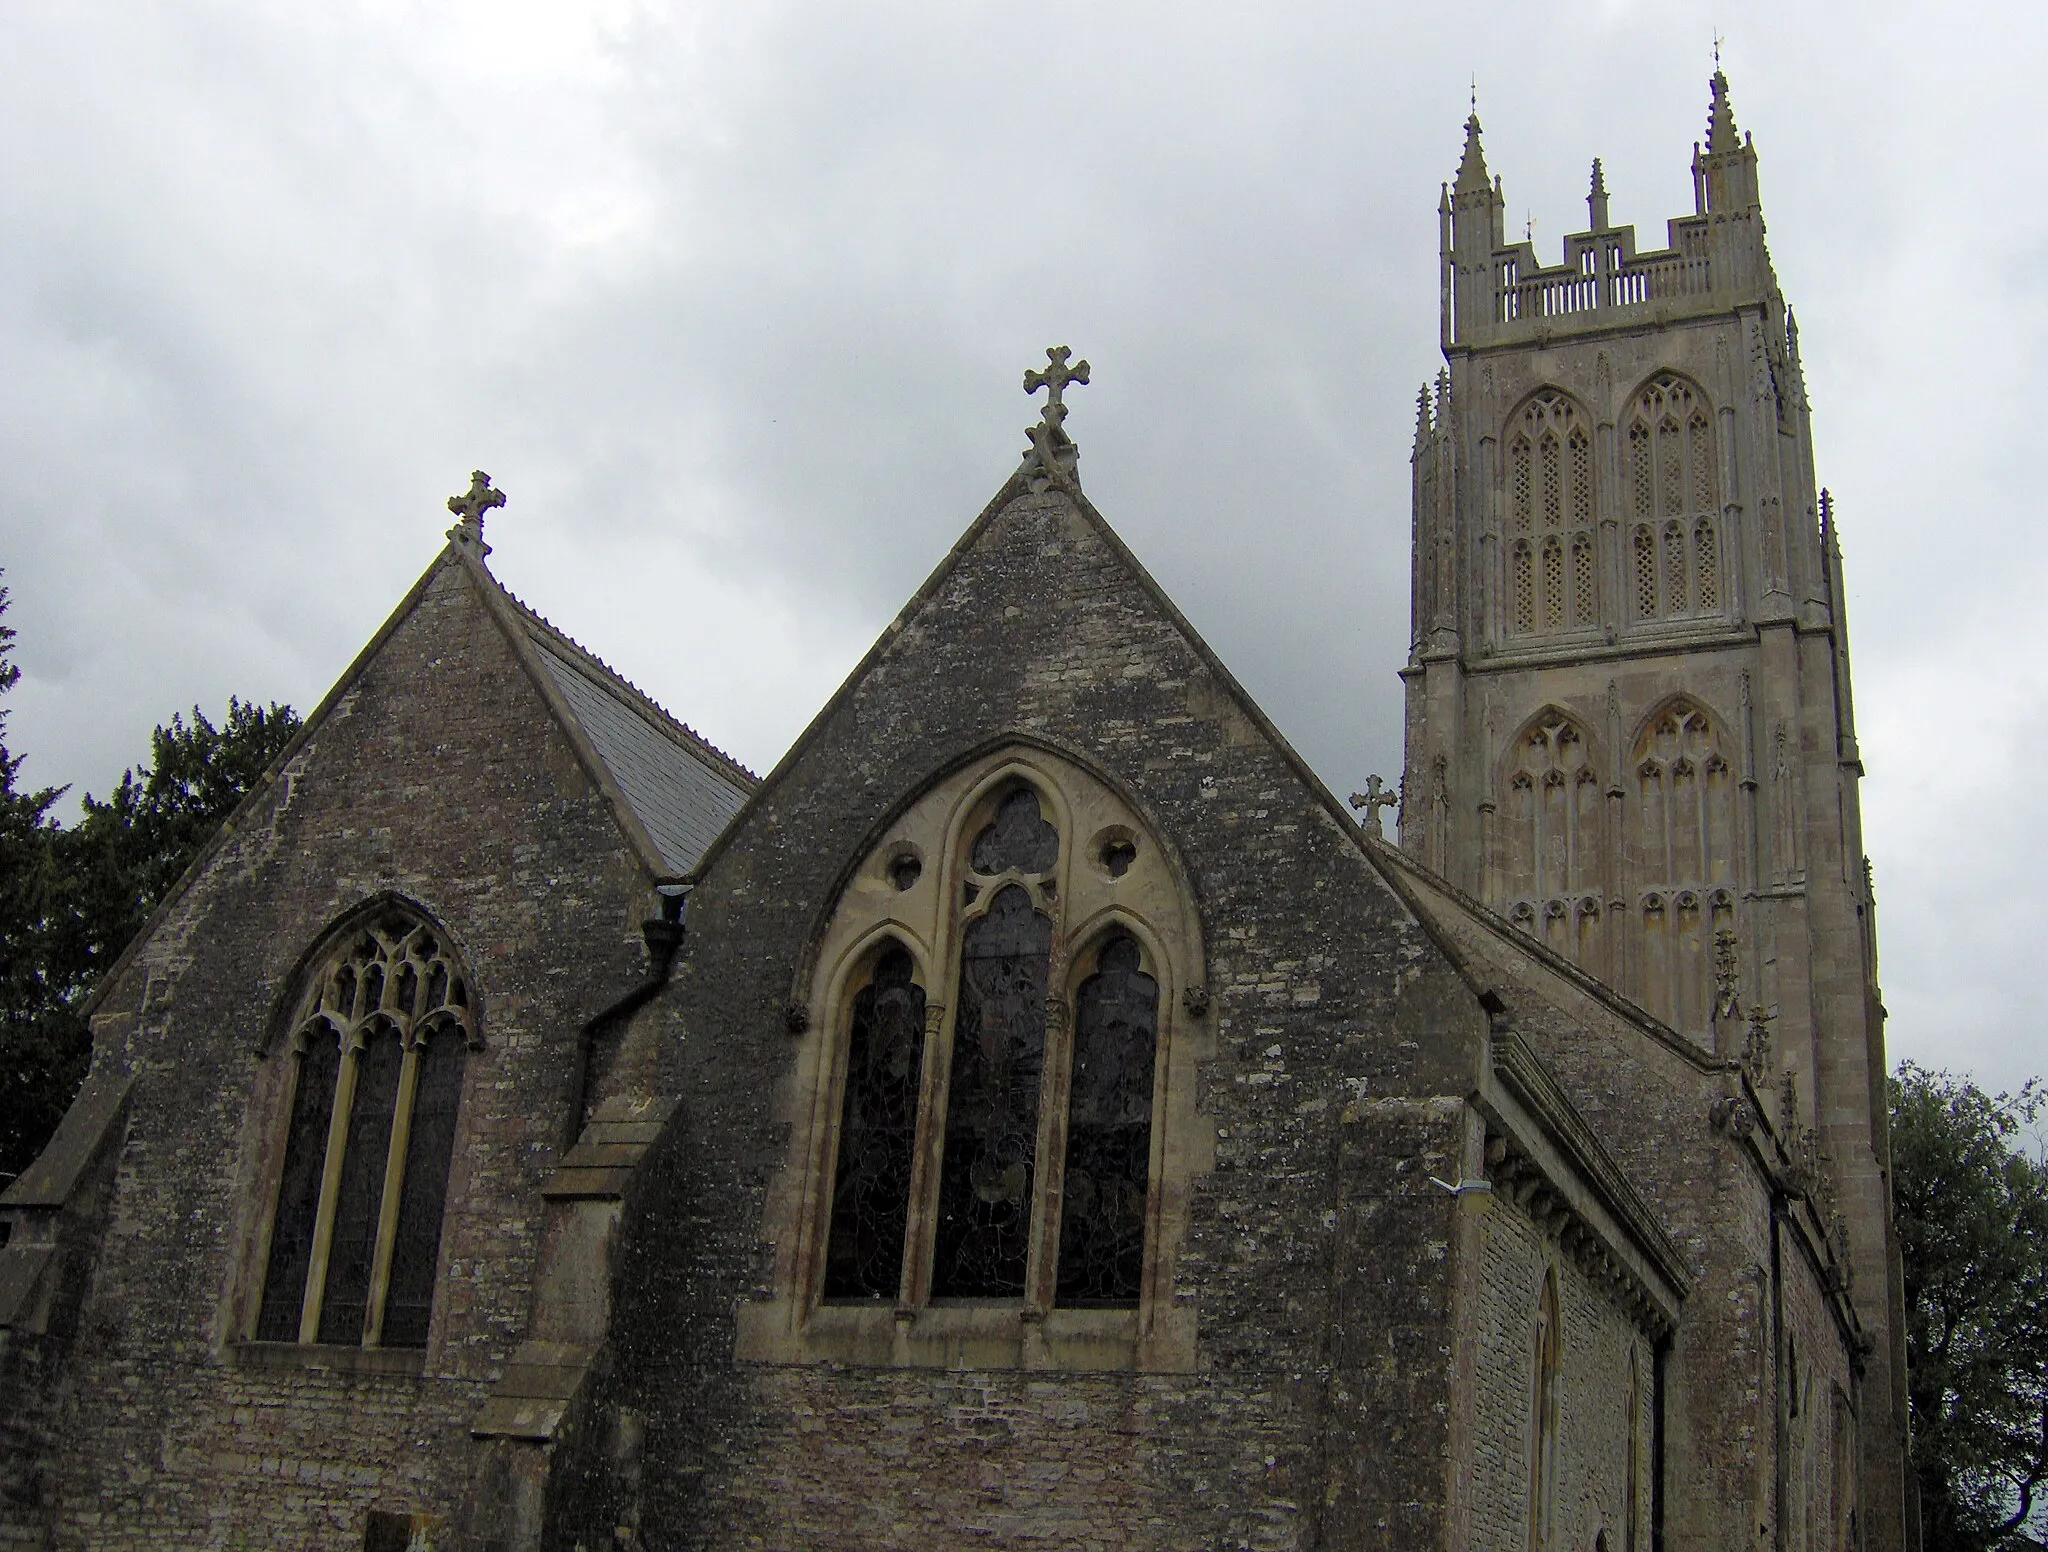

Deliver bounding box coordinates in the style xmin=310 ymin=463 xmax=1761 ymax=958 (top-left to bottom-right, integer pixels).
xmin=1442 ymin=72 xmax=1775 ymax=349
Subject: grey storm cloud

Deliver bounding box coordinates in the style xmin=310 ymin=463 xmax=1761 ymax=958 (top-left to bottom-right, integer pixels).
xmin=3 ymin=0 xmax=2044 ymax=1091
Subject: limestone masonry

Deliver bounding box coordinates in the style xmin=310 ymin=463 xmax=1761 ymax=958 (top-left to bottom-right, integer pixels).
xmin=2 ymin=72 xmax=1905 ymax=1551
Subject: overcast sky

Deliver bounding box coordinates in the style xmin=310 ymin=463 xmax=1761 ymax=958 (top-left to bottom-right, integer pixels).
xmin=2 ymin=1 xmax=2041 ymax=1093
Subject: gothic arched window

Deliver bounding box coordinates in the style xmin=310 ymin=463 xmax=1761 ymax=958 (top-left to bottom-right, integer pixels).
xmin=1628 ymin=699 xmax=1737 ymax=1038
xmin=1529 ymin=1269 xmax=1563 ymax=1552
xmin=1505 ymin=392 xmax=1599 ymax=639
xmin=778 ymin=750 xmax=1207 ymax=1371
xmin=821 ymin=944 xmax=928 ymax=1301
xmin=1498 ymin=710 xmax=1607 ymax=974
xmin=255 ymin=908 xmax=471 ymax=1348
xmin=932 ymin=878 xmax=1054 ymax=1296
xmin=1624 ymin=376 xmax=1722 ymax=622
xmin=1626 ymin=1343 xmax=1644 ymax=1552
xmin=1057 ymin=932 xmax=1158 ymax=1306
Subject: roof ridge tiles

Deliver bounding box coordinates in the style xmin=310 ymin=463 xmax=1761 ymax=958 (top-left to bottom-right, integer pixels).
xmin=495 ymin=583 xmax=758 ymax=786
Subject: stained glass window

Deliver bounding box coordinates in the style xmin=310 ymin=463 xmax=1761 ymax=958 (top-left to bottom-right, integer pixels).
xmin=1056 ymin=934 xmax=1157 ymax=1306
xmin=255 ymin=1022 xmax=342 ymax=1341
xmin=318 ymin=1025 xmax=402 ymax=1344
xmin=381 ymin=1026 xmax=466 ymax=1346
xmin=932 ymin=884 xmax=1050 ymax=1297
xmin=970 ymin=788 xmax=1059 ymax=875
xmin=823 ymin=947 xmax=928 ymax=1301
xmin=256 ymin=911 xmax=470 ymax=1347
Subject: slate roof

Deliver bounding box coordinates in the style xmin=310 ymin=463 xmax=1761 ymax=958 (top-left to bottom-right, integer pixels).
xmin=1361 ymin=836 xmax=1713 ymax=1073
xmin=504 ymin=593 xmax=755 ymax=876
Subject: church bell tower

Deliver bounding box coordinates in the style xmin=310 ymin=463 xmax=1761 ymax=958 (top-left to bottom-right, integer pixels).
xmin=1400 ymin=73 xmax=1909 ymax=1545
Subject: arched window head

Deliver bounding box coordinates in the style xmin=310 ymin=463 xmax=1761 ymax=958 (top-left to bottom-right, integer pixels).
xmin=1623 ymin=376 xmax=1721 ymax=623
xmin=256 ymin=907 xmax=471 ymax=1348
xmin=1503 ymin=392 xmax=1598 ymax=639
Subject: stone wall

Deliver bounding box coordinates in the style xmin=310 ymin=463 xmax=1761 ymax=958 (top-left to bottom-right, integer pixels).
xmin=557 ymin=480 xmax=1571 ymax=1550
xmin=2 ymin=481 xmax=1784 ymax=1551
xmin=1395 ymin=849 xmax=1864 ymax=1552
xmin=8 ymin=555 xmax=658 ymax=1550
xmin=1466 ymin=1189 xmax=1649 ymax=1551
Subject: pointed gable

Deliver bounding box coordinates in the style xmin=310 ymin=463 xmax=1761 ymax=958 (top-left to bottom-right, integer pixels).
xmin=689 ymin=459 xmax=1364 ymax=885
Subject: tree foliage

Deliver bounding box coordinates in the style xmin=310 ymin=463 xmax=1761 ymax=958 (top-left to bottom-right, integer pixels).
xmin=0 ymin=575 xmax=68 ymax=1181
xmin=0 ymin=574 xmax=300 ymax=1181
xmin=1893 ymin=1061 xmax=2048 ymax=1551
xmin=49 ymin=699 xmax=302 ymax=1003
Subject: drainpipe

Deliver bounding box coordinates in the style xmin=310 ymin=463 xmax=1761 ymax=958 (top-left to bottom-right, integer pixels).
xmin=561 ymin=884 xmax=690 ymax=1153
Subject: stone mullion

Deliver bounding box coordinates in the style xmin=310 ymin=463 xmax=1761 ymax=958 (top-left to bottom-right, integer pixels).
xmin=1023 ymin=994 xmax=1074 ymax=1318
xmin=361 ymin=1033 xmax=422 ymax=1347
xmin=1135 ymin=977 xmax=1180 ymax=1332
xmin=897 ymin=1000 xmax=951 ymax=1310
xmin=297 ymin=1024 xmax=363 ymax=1344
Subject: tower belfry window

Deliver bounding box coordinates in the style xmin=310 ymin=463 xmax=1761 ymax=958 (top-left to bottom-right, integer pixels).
xmin=1503 ymin=392 xmax=1598 ymax=640
xmin=1625 ymin=376 xmax=1722 ymax=622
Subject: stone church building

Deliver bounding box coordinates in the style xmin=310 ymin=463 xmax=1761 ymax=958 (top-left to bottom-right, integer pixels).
xmin=1 ymin=75 xmax=1907 ymax=1551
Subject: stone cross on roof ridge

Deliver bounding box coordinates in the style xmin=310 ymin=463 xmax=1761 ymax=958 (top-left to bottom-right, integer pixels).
xmin=1024 ymin=345 xmax=1090 ymax=430
xmin=1349 ymin=774 xmax=1400 ymax=839
xmin=446 ymin=470 xmax=506 ymax=556
xmin=1019 ymin=346 xmax=1091 ymax=488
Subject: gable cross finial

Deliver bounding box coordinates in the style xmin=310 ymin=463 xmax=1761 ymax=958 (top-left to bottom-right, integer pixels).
xmin=1025 ymin=345 xmax=1090 ymax=431
xmin=1020 ymin=346 xmax=1091 ymax=486
xmin=446 ymin=470 xmax=505 ymax=556
xmin=1349 ymin=774 xmax=1400 ymax=839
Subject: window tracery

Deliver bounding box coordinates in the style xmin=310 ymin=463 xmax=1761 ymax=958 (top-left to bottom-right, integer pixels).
xmin=751 ymin=747 xmax=1206 ymax=1371
xmin=1498 ymin=710 xmax=1608 ymax=976
xmin=1504 ymin=392 xmax=1598 ymax=639
xmin=1624 ymin=376 xmax=1722 ymax=623
xmin=254 ymin=909 xmax=471 ymax=1348
xmin=1627 ymin=700 xmax=1737 ymax=1039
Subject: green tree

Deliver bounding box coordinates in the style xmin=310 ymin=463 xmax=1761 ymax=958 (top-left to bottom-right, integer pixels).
xmin=46 ymin=698 xmax=301 ymax=1006
xmin=0 ymin=581 xmax=301 ymax=1181
xmin=1893 ymin=1061 xmax=2048 ymax=1550
xmin=0 ymin=574 xmax=69 ymax=1182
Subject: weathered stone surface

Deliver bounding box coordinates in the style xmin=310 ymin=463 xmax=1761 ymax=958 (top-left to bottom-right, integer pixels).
xmin=0 ymin=74 xmax=1906 ymax=1552
xmin=1409 ymin=70 xmax=1906 ymax=1550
